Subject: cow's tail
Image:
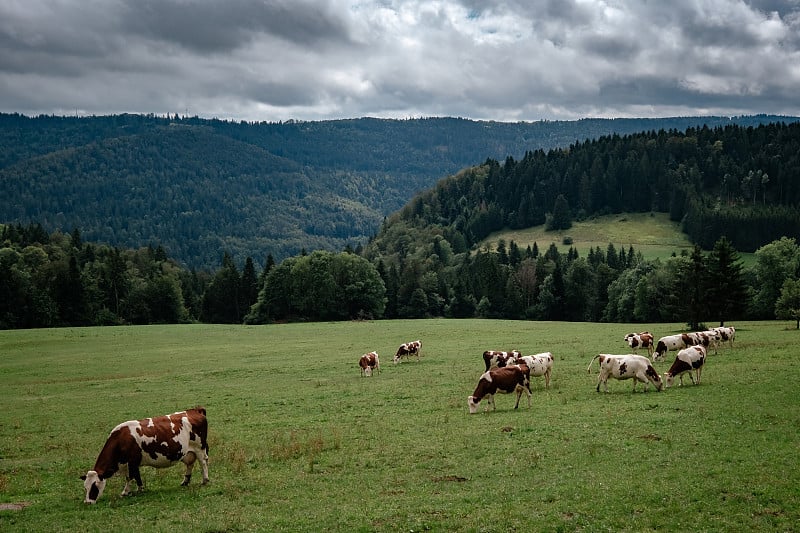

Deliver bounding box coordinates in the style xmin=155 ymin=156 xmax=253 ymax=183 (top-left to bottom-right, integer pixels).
xmin=587 ymin=354 xmax=601 ymax=373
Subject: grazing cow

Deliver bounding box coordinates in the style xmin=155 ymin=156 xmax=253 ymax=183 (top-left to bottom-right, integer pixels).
xmin=482 ymin=350 xmax=520 ymax=371
xmin=587 ymin=354 xmax=663 ymax=393
xmin=713 ymin=326 xmax=736 ymax=348
xmin=359 ymin=351 xmax=380 ymax=376
xmin=81 ymin=407 xmax=209 ymax=504
xmin=675 ymin=330 xmax=720 ymax=355
xmin=467 ymin=364 xmax=532 ymax=414
xmin=393 ymin=340 xmax=421 ymax=363
xmin=624 ymin=332 xmax=655 ymax=357
xmin=697 ymin=330 xmax=720 ymax=354
xmin=664 ymin=345 xmax=706 ymax=387
xmin=512 ymin=352 xmax=554 ymax=389
xmin=653 ymin=334 xmax=689 ymax=361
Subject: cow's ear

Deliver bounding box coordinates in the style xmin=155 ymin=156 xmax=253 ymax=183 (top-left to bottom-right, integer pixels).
xmin=80 ymin=475 xmax=87 ymax=480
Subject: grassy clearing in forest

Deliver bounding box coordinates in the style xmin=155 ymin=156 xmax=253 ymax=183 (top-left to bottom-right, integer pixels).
xmin=1 ymin=320 xmax=797 ymax=531
xmin=483 ymin=212 xmax=757 ymax=266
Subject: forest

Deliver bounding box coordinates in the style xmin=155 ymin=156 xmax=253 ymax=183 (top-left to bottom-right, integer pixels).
xmin=1 ymin=112 xmax=796 ymax=270
xmin=2 ymin=221 xmax=800 ymax=330
xmin=2 ymin=120 xmax=800 ymax=329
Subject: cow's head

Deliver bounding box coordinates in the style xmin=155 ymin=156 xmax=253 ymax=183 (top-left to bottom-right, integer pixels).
xmin=467 ymin=396 xmax=480 ymax=414
xmin=81 ymin=470 xmax=106 ymax=504
xmin=663 ymin=372 xmax=676 ymax=388
xmin=646 ymin=365 xmax=664 ymax=391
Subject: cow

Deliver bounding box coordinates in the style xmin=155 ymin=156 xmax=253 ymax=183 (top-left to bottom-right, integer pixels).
xmin=512 ymin=352 xmax=554 ymax=389
xmin=359 ymin=351 xmax=380 ymax=376
xmin=482 ymin=349 xmax=520 ymax=371
xmin=393 ymin=340 xmax=421 ymax=364
xmin=653 ymin=334 xmax=689 ymax=361
xmin=696 ymin=330 xmax=720 ymax=354
xmin=624 ymin=332 xmax=655 ymax=357
xmin=467 ymin=364 xmax=532 ymax=414
xmin=664 ymin=345 xmax=706 ymax=387
xmin=81 ymin=407 xmax=209 ymax=504
xmin=587 ymin=354 xmax=663 ymax=393
xmin=713 ymin=326 xmax=736 ymax=348
xmin=674 ymin=330 xmax=720 ymax=355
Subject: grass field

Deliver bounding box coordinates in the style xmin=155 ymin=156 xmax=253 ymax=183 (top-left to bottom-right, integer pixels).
xmin=1 ymin=320 xmax=798 ymax=532
xmin=482 ymin=212 xmax=757 ymax=267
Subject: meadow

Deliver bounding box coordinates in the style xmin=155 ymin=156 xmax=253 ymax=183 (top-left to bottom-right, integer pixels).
xmin=483 ymin=212 xmax=757 ymax=267
xmin=0 ymin=319 xmax=797 ymax=532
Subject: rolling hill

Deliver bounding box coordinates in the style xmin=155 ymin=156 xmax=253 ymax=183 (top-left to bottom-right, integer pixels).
xmin=1 ymin=113 xmax=797 ymax=269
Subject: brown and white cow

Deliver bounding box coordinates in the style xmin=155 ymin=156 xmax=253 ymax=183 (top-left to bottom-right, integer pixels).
xmin=359 ymin=351 xmax=380 ymax=376
xmin=512 ymin=352 xmax=553 ymax=389
xmin=587 ymin=354 xmax=663 ymax=392
xmin=624 ymin=332 xmax=655 ymax=358
xmin=482 ymin=349 xmax=520 ymax=371
xmin=664 ymin=345 xmax=706 ymax=387
xmin=393 ymin=340 xmax=421 ymax=363
xmin=467 ymin=364 xmax=532 ymax=414
xmin=672 ymin=331 xmax=720 ymax=355
xmin=653 ymin=334 xmax=689 ymax=361
xmin=712 ymin=326 xmax=736 ymax=348
xmin=695 ymin=330 xmax=720 ymax=354
xmin=81 ymin=407 xmax=209 ymax=504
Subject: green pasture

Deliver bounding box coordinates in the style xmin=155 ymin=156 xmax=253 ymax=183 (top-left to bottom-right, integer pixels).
xmin=483 ymin=212 xmax=757 ymax=266
xmin=1 ymin=320 xmax=797 ymax=532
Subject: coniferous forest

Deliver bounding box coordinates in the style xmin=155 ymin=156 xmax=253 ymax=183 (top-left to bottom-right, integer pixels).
xmin=2 ymin=117 xmax=800 ymax=329
xmin=1 ymin=112 xmax=796 ymax=270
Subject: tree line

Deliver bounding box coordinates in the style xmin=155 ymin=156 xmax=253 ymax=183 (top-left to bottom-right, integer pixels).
xmin=2 ymin=222 xmax=799 ymax=329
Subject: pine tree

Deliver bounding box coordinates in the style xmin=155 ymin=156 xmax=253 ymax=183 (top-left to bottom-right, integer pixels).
xmin=705 ymin=237 xmax=747 ymax=326
xmin=547 ymin=194 xmax=572 ymax=230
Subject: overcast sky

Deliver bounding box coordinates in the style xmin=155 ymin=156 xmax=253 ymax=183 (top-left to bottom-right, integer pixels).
xmin=1 ymin=0 xmax=799 ymax=122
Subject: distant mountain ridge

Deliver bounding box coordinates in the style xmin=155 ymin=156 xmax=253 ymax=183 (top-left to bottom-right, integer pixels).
xmin=1 ymin=112 xmax=797 ymax=269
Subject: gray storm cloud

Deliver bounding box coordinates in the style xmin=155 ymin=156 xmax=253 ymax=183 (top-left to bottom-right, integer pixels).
xmin=0 ymin=0 xmax=798 ymax=121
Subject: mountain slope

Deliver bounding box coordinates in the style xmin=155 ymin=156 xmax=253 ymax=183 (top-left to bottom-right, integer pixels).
xmin=1 ymin=113 xmax=798 ymax=269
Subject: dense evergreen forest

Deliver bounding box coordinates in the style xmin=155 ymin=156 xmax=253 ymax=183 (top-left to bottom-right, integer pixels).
xmin=1 ymin=112 xmax=796 ymax=270
xmin=358 ymin=121 xmax=800 ymax=326
xmin=385 ymin=121 xmax=800 ymax=253
xmin=2 ymin=117 xmax=800 ymax=330
xmin=3 ymin=221 xmax=800 ymax=330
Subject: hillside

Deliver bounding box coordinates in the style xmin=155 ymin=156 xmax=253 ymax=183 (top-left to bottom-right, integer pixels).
xmin=1 ymin=113 xmax=797 ymax=269
xmin=482 ymin=212 xmax=695 ymax=260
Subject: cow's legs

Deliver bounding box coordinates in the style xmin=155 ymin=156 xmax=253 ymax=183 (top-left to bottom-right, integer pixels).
xmin=119 ymin=463 xmax=133 ymax=496
xmin=122 ymin=463 xmax=143 ymax=496
xmin=181 ymin=452 xmax=197 ymax=486
xmin=200 ymin=449 xmax=209 ymax=484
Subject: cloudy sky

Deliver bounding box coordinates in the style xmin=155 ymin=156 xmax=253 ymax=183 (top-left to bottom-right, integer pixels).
xmin=1 ymin=0 xmax=799 ymax=122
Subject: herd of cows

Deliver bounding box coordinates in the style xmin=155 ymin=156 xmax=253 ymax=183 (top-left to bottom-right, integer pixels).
xmin=462 ymin=326 xmax=736 ymax=414
xmin=80 ymin=328 xmax=735 ymax=504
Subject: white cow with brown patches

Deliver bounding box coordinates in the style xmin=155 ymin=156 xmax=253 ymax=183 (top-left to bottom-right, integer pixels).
xmin=587 ymin=354 xmax=663 ymax=392
xmin=623 ymin=332 xmax=655 ymax=358
xmin=81 ymin=407 xmax=209 ymax=504
xmin=664 ymin=345 xmax=706 ymax=387
xmin=359 ymin=351 xmax=380 ymax=376
xmin=512 ymin=352 xmax=553 ymax=389
xmin=482 ymin=349 xmax=520 ymax=371
xmin=712 ymin=326 xmax=736 ymax=348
